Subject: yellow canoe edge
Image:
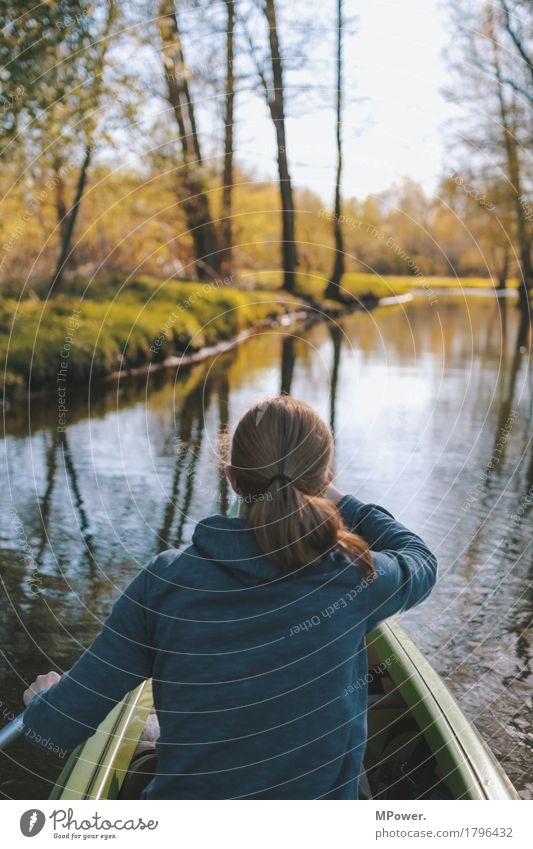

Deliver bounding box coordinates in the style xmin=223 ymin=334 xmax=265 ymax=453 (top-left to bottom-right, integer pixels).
xmin=49 ymin=680 xmax=153 ymax=800
xmin=368 ymin=620 xmax=519 ymax=800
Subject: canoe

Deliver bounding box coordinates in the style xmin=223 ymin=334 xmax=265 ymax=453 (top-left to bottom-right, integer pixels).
xmin=49 ymin=618 xmax=519 ymax=800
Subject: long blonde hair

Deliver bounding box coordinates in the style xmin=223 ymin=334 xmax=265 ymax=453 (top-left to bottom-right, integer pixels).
xmin=230 ymin=396 xmax=374 ymax=575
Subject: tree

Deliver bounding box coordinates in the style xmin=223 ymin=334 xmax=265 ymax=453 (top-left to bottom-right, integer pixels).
xmin=325 ymin=0 xmax=345 ymax=302
xmin=488 ymin=11 xmax=532 ymax=307
xmin=263 ymin=0 xmax=298 ymax=293
xmin=0 ymin=1 xmax=122 ymax=292
xmin=265 ymin=0 xmax=299 ymax=293
xmin=220 ymin=0 xmax=236 ymax=277
xmin=49 ymin=0 xmax=120 ymax=292
xmin=157 ymin=0 xmax=220 ymax=281
xmin=498 ymin=0 xmax=533 ymax=105
xmin=444 ymin=0 xmax=532 ymax=308
xmin=242 ymin=0 xmax=298 ymax=292
xmin=435 ymin=174 xmax=515 ymax=285
xmin=0 ymin=1 xmax=86 ymax=141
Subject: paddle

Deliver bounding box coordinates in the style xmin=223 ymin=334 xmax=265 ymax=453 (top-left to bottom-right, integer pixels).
xmin=0 ymin=714 xmax=25 ymax=750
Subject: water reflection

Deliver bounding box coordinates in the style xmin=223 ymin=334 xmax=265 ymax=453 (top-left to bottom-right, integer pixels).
xmin=36 ymin=430 xmax=97 ymax=569
xmin=280 ymin=335 xmax=295 ymax=396
xmin=329 ymin=324 xmax=342 ymax=435
xmin=1 ymin=295 xmax=531 ymax=798
xmin=158 ymin=380 xmax=209 ymax=551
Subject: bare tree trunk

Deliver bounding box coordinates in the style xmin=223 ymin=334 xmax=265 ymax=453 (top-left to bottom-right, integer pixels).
xmin=280 ymin=334 xmax=295 ymax=394
xmin=52 ymin=156 xmax=72 ymax=269
xmin=50 ymin=144 xmax=92 ymax=292
xmin=496 ymin=243 xmax=510 ymax=289
xmin=326 ymin=0 xmax=345 ymax=301
xmin=264 ymin=0 xmax=298 ymax=293
xmin=158 ymin=0 xmax=219 ymax=280
xmin=49 ymin=1 xmax=117 ymax=292
xmin=53 ymin=159 xmax=68 ymax=242
xmin=499 ymin=115 xmax=531 ymax=308
xmin=328 ymin=323 xmax=341 ymax=433
xmin=490 ymin=19 xmax=532 ymax=309
xmin=220 ymin=0 xmax=235 ymax=277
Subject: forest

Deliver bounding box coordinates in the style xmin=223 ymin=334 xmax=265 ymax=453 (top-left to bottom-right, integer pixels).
xmin=0 ymin=0 xmax=531 ymax=396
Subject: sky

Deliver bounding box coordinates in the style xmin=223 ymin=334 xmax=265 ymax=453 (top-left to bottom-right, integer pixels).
xmin=234 ymin=0 xmax=456 ymax=202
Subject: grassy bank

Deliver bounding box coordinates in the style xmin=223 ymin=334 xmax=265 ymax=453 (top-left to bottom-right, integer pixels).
xmin=1 ymin=275 xmax=299 ymax=399
xmin=296 ymin=272 xmax=519 ymax=301
xmin=241 ymin=271 xmax=518 ymax=301
xmin=1 ymin=272 xmax=516 ymax=401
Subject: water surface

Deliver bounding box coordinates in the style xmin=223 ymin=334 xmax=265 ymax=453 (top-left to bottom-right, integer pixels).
xmin=1 ymin=294 xmax=531 ymax=798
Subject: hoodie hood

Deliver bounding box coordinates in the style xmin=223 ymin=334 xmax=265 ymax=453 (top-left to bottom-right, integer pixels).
xmin=191 ymin=513 xmax=294 ymax=583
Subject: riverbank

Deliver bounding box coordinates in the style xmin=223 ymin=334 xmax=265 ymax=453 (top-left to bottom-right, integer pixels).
xmin=0 ymin=276 xmax=288 ymax=401
xmin=255 ymin=272 xmax=519 ymax=301
xmin=1 ymin=272 xmax=518 ymax=403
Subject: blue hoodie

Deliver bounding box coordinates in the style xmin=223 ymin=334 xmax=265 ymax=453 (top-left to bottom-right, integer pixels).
xmin=22 ymin=495 xmax=437 ymax=799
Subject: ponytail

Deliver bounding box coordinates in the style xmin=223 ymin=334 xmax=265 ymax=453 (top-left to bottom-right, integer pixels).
xmin=230 ymin=396 xmax=374 ymax=576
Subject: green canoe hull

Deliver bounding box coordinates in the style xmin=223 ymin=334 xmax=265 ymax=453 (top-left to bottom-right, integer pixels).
xmin=365 ymin=622 xmax=518 ymax=799
xmin=49 ymin=680 xmax=153 ymax=800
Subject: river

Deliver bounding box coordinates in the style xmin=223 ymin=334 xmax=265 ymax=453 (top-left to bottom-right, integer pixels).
xmin=1 ymin=293 xmax=531 ymax=799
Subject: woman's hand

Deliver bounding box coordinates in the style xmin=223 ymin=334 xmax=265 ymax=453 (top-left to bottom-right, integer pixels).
xmin=23 ymin=671 xmax=61 ymax=707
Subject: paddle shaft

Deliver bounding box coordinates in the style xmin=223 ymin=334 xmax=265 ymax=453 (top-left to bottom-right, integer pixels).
xmin=0 ymin=713 xmax=25 ymax=750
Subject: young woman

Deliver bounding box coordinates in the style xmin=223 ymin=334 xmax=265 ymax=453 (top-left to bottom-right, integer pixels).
xmin=22 ymin=395 xmax=437 ymax=799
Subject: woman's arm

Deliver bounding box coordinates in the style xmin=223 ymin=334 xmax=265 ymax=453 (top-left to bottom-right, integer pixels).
xmin=22 ymin=562 xmax=155 ymax=752
xmin=333 ymin=491 xmax=438 ymax=630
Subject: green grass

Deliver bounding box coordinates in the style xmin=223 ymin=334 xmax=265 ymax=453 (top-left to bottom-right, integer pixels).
xmin=1 ymin=275 xmax=295 ymax=398
xmin=296 ymin=273 xmax=518 ymax=301
xmin=1 ymin=272 xmax=518 ymax=400
xmin=245 ymin=271 xmax=516 ymax=302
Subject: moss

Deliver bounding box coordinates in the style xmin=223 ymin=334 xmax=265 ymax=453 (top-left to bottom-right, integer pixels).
xmin=1 ymin=276 xmax=293 ymax=399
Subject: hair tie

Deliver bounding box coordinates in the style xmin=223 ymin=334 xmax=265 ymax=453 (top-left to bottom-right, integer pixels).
xmin=268 ymin=473 xmax=292 ymax=486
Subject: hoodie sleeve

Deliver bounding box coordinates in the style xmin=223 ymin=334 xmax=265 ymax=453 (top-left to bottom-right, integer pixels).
xmin=22 ymin=560 xmax=156 ymax=753
xmin=338 ymin=494 xmax=437 ymax=632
